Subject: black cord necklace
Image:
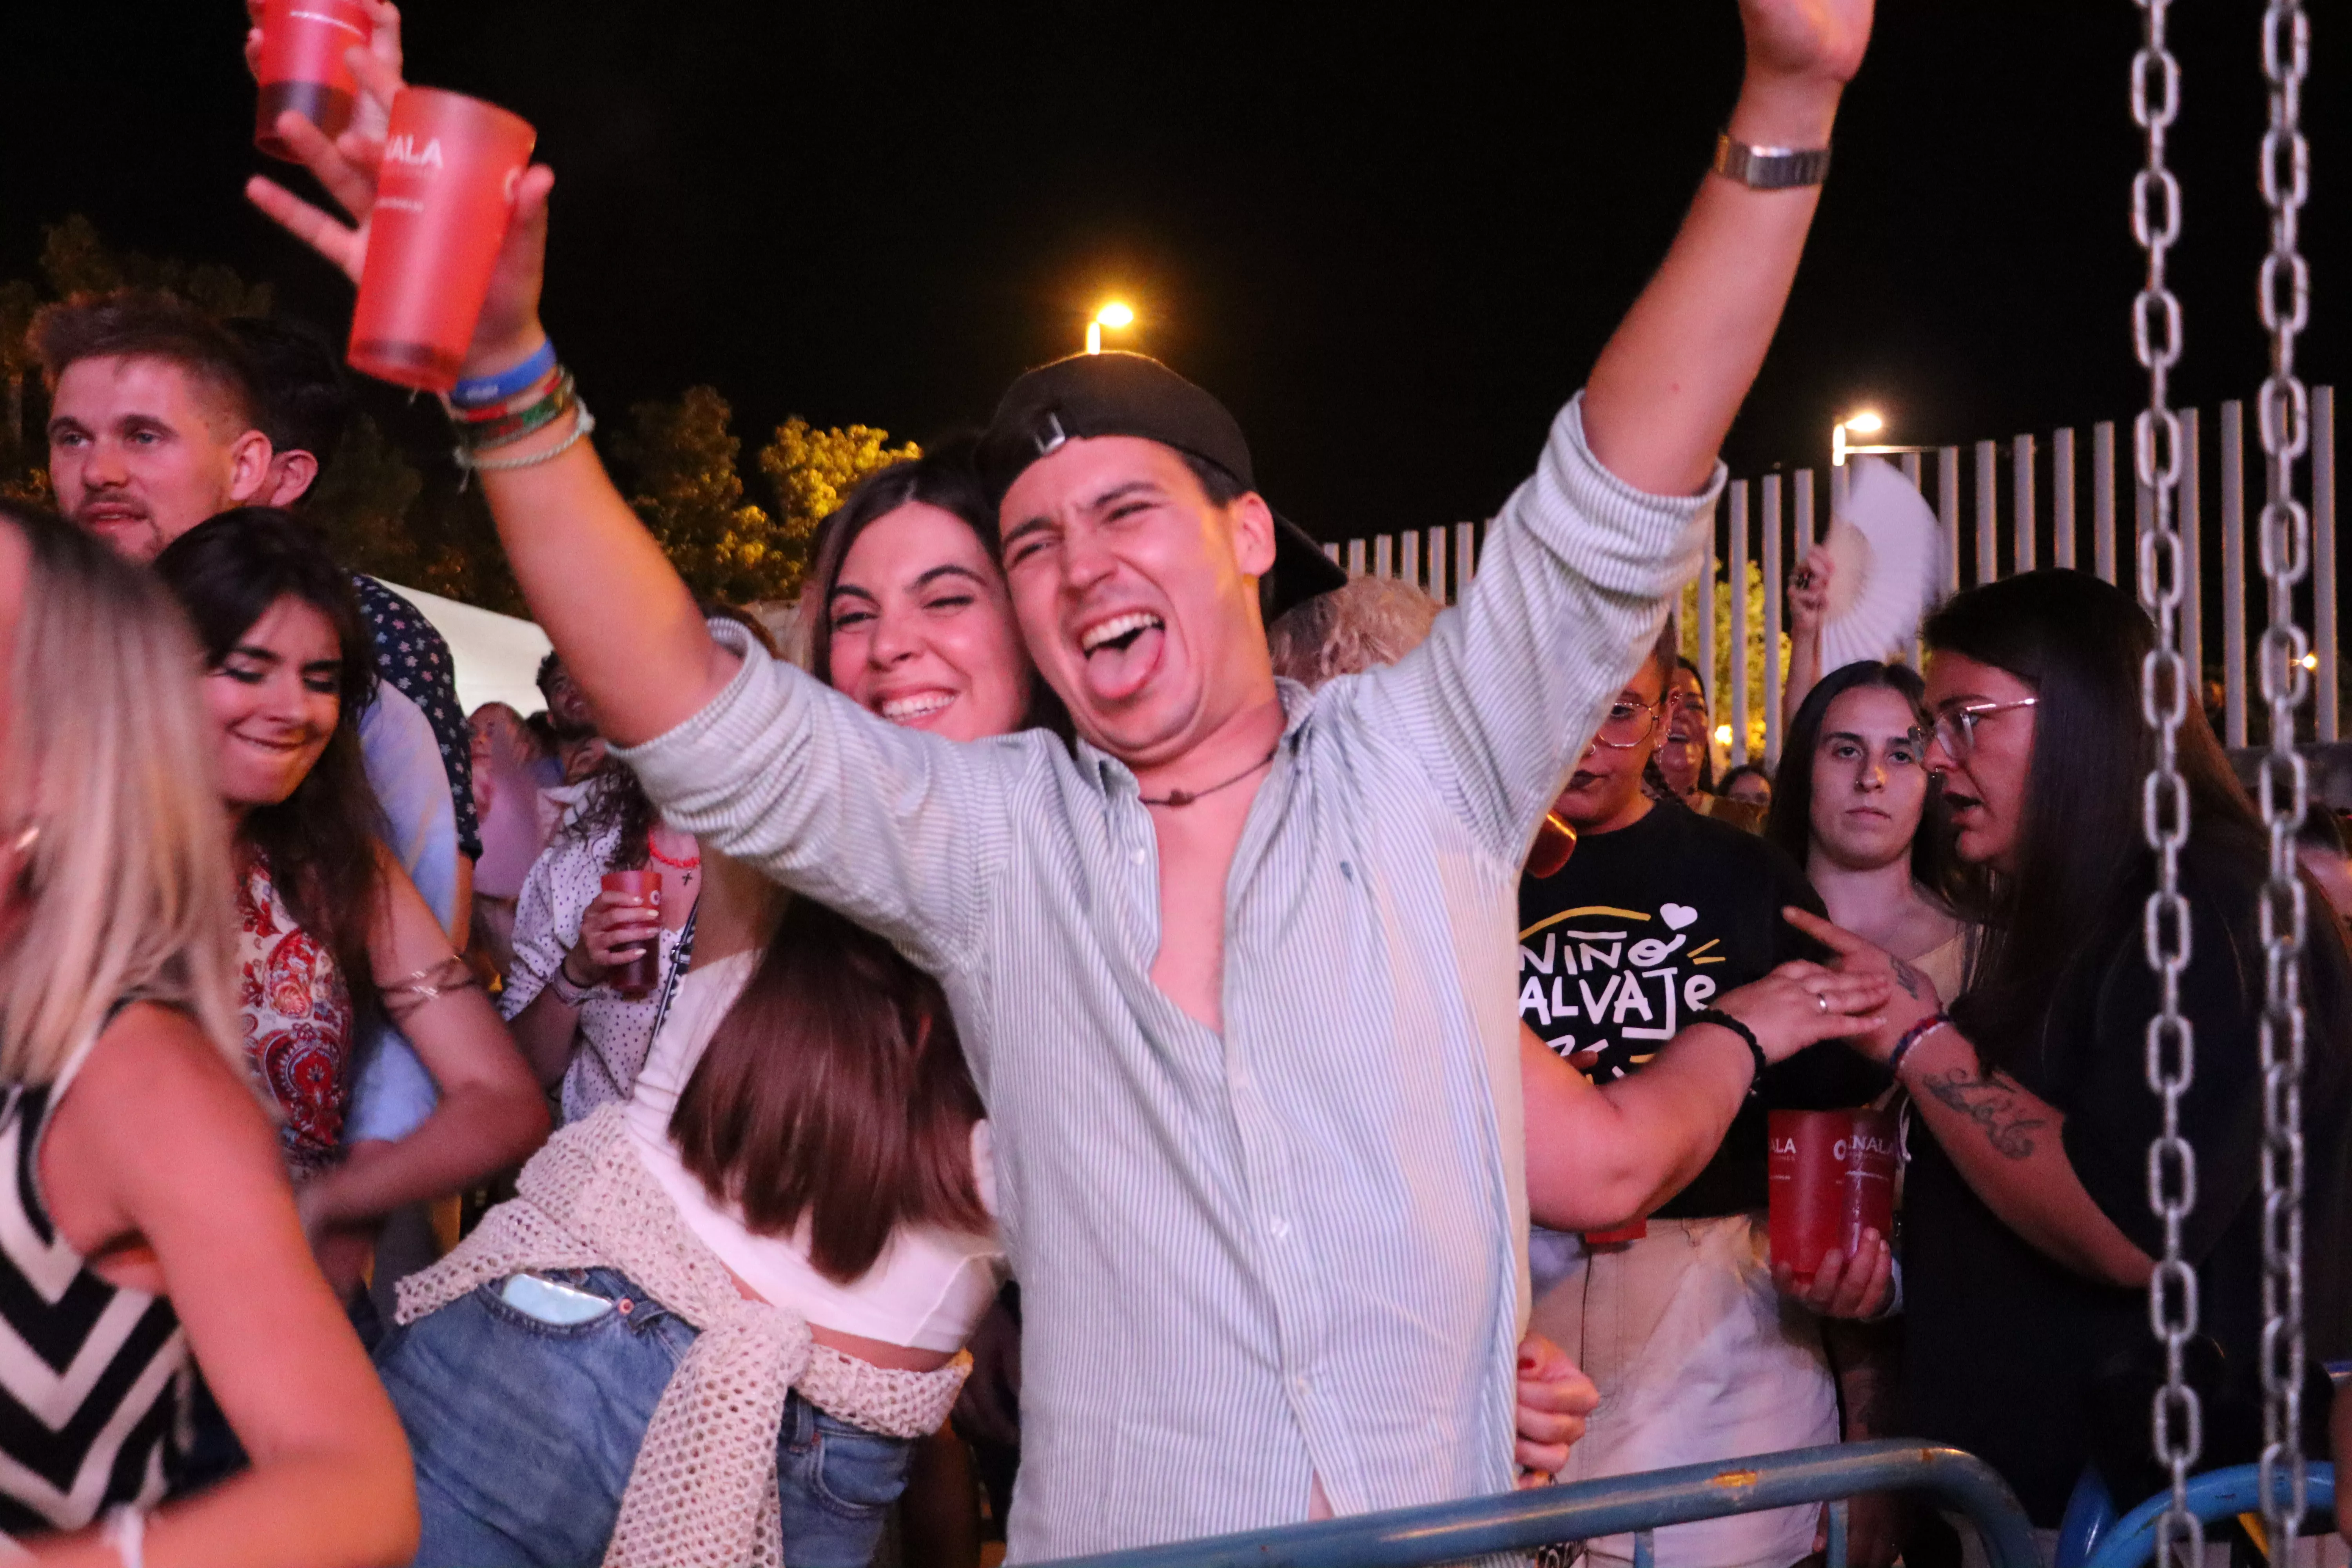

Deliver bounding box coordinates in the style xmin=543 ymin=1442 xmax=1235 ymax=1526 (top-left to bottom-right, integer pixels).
xmin=1138 ymin=742 xmax=1282 ymax=808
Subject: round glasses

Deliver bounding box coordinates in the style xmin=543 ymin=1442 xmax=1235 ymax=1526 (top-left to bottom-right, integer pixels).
xmin=1918 ymin=697 xmax=2038 ymax=763
xmin=1592 ymin=695 xmax=1667 ymax=750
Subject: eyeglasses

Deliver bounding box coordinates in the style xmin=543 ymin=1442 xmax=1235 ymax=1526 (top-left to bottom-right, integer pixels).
xmin=1918 ymin=697 xmax=2039 ymax=762
xmin=1592 ymin=695 xmax=1667 ymax=749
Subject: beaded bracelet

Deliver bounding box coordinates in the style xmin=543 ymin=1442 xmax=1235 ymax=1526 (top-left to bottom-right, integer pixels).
xmin=1690 ymin=1007 xmax=1769 ymax=1097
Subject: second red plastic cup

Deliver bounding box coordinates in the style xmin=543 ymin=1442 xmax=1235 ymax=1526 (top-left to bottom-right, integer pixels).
xmin=348 ymin=87 xmax=537 ymax=393
xmin=598 ymin=871 xmax=662 ymax=999
xmin=253 ymin=0 xmax=375 ymax=160
xmin=1767 ymin=1107 xmax=1897 ymax=1286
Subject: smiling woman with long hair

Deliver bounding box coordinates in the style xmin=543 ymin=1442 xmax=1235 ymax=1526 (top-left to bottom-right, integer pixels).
xmin=151 ymin=510 xmax=547 ymax=1308
xmin=365 ymin=452 xmax=1016 ymax=1568
xmin=1791 ymin=570 xmax=2352 ymax=1525
xmin=0 ymin=500 xmax=414 ymax=1565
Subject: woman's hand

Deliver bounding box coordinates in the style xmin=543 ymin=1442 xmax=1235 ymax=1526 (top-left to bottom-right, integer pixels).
xmin=243 ymin=33 xmax=557 ymax=379
xmin=1772 ymin=1229 xmax=1895 ymax=1319
xmin=1739 ymin=0 xmax=1873 ymax=90
xmin=1513 ymin=1331 xmax=1599 ymax=1486
xmin=1790 ymin=544 xmax=1834 ymax=636
xmin=1781 ymin=907 xmax=1941 ymax=1062
xmin=566 ymin=885 xmax=662 ymax=987
xmin=1713 ymin=960 xmax=1891 ymax=1064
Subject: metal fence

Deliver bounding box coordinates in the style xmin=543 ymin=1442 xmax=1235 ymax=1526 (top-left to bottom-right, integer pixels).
xmin=1325 ymin=387 xmax=2340 ymax=768
xmin=1032 ymin=1441 xmax=2039 ymax=1568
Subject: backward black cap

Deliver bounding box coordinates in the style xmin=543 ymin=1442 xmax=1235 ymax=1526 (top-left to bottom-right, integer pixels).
xmin=977 ymin=350 xmax=1346 ymax=617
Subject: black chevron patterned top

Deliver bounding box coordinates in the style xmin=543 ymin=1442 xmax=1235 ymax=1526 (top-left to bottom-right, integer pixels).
xmin=0 ymin=1068 xmax=187 ymax=1538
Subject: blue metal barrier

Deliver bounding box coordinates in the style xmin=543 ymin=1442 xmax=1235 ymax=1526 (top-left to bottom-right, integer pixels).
xmin=2078 ymin=1463 xmax=2337 ymax=1568
xmin=1034 ymin=1440 xmax=2039 ymax=1568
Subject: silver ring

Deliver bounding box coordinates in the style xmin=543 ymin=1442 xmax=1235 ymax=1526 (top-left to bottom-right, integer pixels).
xmin=1815 ymin=991 xmax=1830 ymax=1015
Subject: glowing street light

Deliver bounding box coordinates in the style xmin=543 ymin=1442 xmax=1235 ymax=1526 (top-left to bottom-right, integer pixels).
xmin=1831 ymin=408 xmax=1936 ymax=468
xmin=1085 ymin=301 xmax=1135 ymax=355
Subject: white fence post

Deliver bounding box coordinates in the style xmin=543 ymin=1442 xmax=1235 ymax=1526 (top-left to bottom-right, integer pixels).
xmin=1730 ymin=482 xmax=1751 ymax=766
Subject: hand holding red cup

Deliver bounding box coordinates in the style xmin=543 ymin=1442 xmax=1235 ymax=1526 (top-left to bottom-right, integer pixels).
xmin=245 ymin=35 xmax=558 ymax=392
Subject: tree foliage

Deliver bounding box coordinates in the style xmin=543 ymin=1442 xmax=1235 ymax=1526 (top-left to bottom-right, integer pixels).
xmin=1679 ymin=560 xmax=1786 ymax=764
xmin=1 ymin=216 xmax=910 ymax=620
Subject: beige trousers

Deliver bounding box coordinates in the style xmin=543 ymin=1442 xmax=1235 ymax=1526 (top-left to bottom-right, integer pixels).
xmin=1532 ymin=1213 xmax=1837 ymax=1568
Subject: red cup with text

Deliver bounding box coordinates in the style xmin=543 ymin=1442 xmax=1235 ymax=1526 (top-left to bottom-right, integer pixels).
xmin=1767 ymin=1107 xmax=1897 ymax=1286
xmin=253 ymin=0 xmax=374 ymax=160
xmin=347 ymin=88 xmax=536 ymax=392
xmin=598 ymin=871 xmax=662 ymax=999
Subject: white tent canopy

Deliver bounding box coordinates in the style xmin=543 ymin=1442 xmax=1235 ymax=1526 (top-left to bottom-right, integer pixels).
xmin=368 ymin=578 xmax=553 ymax=720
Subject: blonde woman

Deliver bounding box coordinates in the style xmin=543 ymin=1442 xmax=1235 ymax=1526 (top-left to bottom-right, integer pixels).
xmin=0 ymin=501 xmax=414 ymax=1567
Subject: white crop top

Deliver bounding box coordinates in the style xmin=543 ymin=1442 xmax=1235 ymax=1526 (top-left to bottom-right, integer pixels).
xmin=621 ymin=949 xmax=1005 ymax=1354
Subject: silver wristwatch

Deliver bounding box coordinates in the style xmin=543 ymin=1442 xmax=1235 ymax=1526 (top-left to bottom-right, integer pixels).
xmin=1711 ymin=132 xmax=1832 ymax=190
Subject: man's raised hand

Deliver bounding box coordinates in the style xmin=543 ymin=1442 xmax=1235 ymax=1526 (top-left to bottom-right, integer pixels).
xmin=243 ymin=38 xmax=557 ymax=380
xmin=1738 ymin=0 xmax=1874 ymax=92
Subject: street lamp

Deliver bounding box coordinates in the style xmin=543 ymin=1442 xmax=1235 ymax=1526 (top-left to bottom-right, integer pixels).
xmin=1831 ymin=409 xmax=1937 ymax=468
xmin=1085 ymin=301 xmax=1134 ymax=355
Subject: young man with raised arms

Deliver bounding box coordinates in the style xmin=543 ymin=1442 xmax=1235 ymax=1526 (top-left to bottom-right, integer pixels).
xmin=254 ymin=0 xmax=1879 ymax=1555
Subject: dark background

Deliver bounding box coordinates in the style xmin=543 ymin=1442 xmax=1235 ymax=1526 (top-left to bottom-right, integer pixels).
xmin=0 ymin=2 xmax=2342 ymax=546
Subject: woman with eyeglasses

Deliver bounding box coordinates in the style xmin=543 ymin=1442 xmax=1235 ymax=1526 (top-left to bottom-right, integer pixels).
xmin=1787 ymin=570 xmax=2352 ymax=1531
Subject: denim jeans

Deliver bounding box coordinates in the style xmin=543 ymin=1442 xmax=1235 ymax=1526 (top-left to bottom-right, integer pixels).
xmin=373 ymin=1268 xmax=918 ymax=1568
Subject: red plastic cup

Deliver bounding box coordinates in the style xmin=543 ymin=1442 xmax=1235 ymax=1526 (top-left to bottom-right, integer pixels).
xmin=348 ymin=87 xmax=536 ymax=392
xmin=253 ymin=0 xmax=374 ymax=160
xmin=1767 ymin=1107 xmax=1898 ymax=1286
xmin=598 ymin=871 xmax=662 ymax=1000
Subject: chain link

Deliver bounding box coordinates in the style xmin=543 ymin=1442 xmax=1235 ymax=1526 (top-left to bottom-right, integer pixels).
xmin=2130 ymin=5 xmax=2202 ymax=1563
xmin=2254 ymin=0 xmax=2312 ymax=1544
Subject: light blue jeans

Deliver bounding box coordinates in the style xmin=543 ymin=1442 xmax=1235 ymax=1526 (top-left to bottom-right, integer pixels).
xmin=372 ymin=1268 xmax=917 ymax=1568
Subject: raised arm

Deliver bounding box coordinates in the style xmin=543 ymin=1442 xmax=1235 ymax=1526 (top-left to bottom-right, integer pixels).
xmin=1356 ymin=1 xmax=1869 ymax=856
xmin=247 ymin=50 xmax=728 ymax=748
xmin=1582 ymin=0 xmax=1871 ymax=495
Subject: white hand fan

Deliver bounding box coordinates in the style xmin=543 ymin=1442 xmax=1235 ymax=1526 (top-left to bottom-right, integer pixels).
xmin=1816 ymin=456 xmax=1943 ymax=670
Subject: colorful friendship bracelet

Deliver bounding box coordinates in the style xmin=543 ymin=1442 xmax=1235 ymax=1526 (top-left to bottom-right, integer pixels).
xmin=446 ymin=363 xmax=563 ymax=427
xmin=454 ymin=398 xmax=597 ymax=484
xmin=456 ymin=370 xmax=576 ymax=452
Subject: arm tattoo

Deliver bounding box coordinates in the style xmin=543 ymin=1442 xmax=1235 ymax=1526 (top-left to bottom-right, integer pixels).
xmin=1919 ymin=1065 xmax=2048 ymax=1160
xmin=1888 ymin=955 xmax=1924 ymax=1001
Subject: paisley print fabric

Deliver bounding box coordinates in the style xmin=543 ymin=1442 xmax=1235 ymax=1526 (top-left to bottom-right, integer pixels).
xmin=235 ymin=861 xmax=354 ymax=1177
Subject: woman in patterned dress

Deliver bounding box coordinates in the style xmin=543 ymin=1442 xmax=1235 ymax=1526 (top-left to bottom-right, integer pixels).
xmin=152 ymin=509 xmax=548 ymax=1301
xmin=0 ymin=499 xmax=415 ymax=1563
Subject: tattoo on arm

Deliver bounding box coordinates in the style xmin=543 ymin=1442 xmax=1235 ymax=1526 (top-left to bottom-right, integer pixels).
xmin=1919 ymin=1065 xmax=2048 ymax=1160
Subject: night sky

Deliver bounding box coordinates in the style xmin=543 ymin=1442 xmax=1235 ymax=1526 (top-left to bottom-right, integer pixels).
xmin=2 ymin=3 xmax=2343 ymax=551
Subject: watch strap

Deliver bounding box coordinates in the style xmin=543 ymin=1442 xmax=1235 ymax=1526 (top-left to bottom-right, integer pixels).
xmin=1712 ymin=132 xmax=1833 ymax=190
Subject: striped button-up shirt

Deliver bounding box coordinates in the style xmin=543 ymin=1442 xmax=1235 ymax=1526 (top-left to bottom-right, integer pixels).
xmin=620 ymin=394 xmax=1716 ymax=1560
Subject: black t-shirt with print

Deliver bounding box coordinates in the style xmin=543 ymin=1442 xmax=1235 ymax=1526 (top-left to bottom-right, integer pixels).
xmin=1516 ymin=798 xmax=1887 ymax=1218
xmin=1899 ymin=834 xmax=2352 ymax=1524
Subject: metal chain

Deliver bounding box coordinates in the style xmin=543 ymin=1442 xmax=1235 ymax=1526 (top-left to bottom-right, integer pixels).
xmin=2129 ymin=6 xmax=2202 ymax=1564
xmin=2254 ymin=0 xmax=2313 ymax=1546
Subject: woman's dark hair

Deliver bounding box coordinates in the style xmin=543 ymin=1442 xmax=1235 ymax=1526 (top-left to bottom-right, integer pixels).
xmin=670 ymin=900 xmax=987 ymax=1281
xmin=1718 ymin=762 xmax=1772 ymax=797
xmin=671 ymin=449 xmax=1021 ymax=1280
xmin=152 ymin=508 xmax=383 ymax=1016
xmin=1768 ymin=660 xmax=1965 ymax=907
xmin=802 ymin=441 xmax=1065 ymax=737
xmin=1924 ymin=570 xmax=2265 ymax=1059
